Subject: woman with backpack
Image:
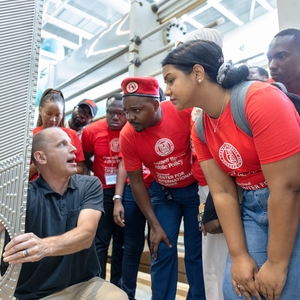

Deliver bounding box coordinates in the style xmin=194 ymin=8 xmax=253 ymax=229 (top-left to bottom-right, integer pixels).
xmin=161 ymin=39 xmax=300 ymax=300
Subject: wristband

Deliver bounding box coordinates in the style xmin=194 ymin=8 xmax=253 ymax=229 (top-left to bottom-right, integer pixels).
xmin=112 ymin=195 xmax=123 ymax=201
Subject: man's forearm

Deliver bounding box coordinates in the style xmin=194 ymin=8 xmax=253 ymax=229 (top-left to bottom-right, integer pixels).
xmin=43 ymin=222 xmax=97 ymax=256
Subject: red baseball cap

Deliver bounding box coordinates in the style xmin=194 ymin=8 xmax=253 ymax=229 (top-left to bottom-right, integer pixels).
xmin=121 ymin=77 xmax=160 ymax=98
xmin=77 ymin=99 xmax=98 ymax=117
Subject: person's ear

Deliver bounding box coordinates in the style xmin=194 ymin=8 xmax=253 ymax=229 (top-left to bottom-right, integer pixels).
xmin=193 ymin=64 xmax=205 ymax=84
xmin=33 ymin=151 xmax=47 ymax=165
xmin=153 ymin=99 xmax=160 ymax=112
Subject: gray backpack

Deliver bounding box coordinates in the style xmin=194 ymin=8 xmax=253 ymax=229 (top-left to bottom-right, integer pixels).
xmin=195 ymin=81 xmax=298 ymax=143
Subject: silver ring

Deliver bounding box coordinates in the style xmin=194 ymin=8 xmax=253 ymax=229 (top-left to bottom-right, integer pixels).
xmin=237 ymin=284 xmax=241 ymax=290
xmin=22 ymin=249 xmax=28 ymax=258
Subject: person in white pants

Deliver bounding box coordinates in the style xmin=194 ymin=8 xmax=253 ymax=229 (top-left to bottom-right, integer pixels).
xmin=198 ymin=185 xmax=228 ymax=300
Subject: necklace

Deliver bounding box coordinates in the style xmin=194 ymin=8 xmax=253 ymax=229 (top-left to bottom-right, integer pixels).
xmin=213 ymin=89 xmax=228 ymax=133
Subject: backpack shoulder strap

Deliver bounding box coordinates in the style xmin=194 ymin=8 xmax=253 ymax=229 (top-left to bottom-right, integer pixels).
xmin=230 ymin=81 xmax=255 ymax=137
xmin=271 ymin=81 xmax=288 ymax=93
xmin=272 ymin=82 xmax=300 ymax=115
xmin=195 ymin=110 xmax=206 ymax=144
xmin=285 ymin=92 xmax=300 ymax=115
xmin=195 ymin=80 xmax=255 ymax=143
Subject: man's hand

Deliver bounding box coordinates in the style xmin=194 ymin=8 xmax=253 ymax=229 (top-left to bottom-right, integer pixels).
xmin=201 ymin=219 xmax=223 ymax=235
xmin=3 ymin=233 xmax=46 ymax=264
xmin=255 ymin=259 xmax=287 ymax=300
xmin=113 ymin=199 xmax=125 ymax=227
xmin=149 ymin=225 xmax=172 ymax=260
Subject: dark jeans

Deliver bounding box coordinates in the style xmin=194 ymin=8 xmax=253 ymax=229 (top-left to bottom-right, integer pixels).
xmin=148 ymin=180 xmax=206 ymax=300
xmin=121 ymin=184 xmax=148 ymax=300
xmin=95 ymin=187 xmax=124 ymax=286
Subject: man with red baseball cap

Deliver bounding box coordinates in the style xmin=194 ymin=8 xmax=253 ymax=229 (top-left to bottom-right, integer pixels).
xmin=66 ymin=99 xmax=98 ymax=140
xmin=120 ymin=76 xmax=205 ymax=300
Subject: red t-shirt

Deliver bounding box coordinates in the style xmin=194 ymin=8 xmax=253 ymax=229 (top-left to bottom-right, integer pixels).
xmin=120 ymin=101 xmax=196 ymax=188
xmin=119 ymin=152 xmax=153 ymax=188
xmin=192 ymin=81 xmax=300 ymax=190
xmin=31 ymin=126 xmax=84 ymax=181
xmin=126 ymin=165 xmax=153 ymax=188
xmin=82 ymin=118 xmax=122 ymax=189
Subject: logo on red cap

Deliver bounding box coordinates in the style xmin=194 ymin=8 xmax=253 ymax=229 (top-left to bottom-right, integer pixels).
xmin=126 ymin=82 xmax=139 ymax=93
xmin=85 ymin=99 xmax=96 ymax=108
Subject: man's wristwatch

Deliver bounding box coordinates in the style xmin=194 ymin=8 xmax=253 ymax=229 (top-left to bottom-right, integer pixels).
xmin=112 ymin=195 xmax=123 ymax=201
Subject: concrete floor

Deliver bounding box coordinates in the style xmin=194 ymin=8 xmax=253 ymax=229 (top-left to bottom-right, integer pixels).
xmin=106 ymin=265 xmax=187 ymax=300
xmin=134 ymin=271 xmax=187 ymax=300
xmin=135 ymin=280 xmax=186 ymax=300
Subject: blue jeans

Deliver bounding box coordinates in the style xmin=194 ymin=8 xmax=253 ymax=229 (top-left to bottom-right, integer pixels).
xmin=223 ymin=187 xmax=300 ymax=299
xmin=95 ymin=187 xmax=124 ymax=286
xmin=148 ymin=180 xmax=205 ymax=300
xmin=121 ymin=184 xmax=148 ymax=300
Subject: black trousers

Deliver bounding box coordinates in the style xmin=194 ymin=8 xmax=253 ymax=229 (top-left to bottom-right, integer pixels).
xmin=95 ymin=187 xmax=124 ymax=286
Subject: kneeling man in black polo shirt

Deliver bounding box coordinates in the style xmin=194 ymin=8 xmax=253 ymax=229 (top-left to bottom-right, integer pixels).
xmin=2 ymin=127 xmax=128 ymax=300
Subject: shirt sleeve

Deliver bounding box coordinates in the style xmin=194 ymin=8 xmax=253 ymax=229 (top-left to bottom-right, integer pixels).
xmin=119 ymin=126 xmax=143 ymax=172
xmin=80 ymin=176 xmax=104 ymax=213
xmin=245 ymin=83 xmax=300 ymax=164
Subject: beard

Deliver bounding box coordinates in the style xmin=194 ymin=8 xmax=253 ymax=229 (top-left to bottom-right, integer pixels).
xmin=72 ymin=118 xmax=85 ymax=129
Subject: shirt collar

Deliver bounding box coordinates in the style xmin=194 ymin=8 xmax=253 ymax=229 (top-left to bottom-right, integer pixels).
xmin=34 ymin=174 xmax=78 ymax=195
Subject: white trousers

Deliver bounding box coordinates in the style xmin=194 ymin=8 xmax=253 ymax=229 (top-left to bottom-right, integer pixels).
xmin=198 ymin=185 xmax=228 ymax=300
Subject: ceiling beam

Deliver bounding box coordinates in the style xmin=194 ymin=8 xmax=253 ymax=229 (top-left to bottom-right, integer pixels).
xmin=41 ymin=30 xmax=80 ymax=50
xmin=98 ymin=0 xmax=130 ymax=15
xmin=249 ymin=0 xmax=256 ymax=21
xmin=256 ymin=0 xmax=273 ymax=11
xmin=188 ymin=1 xmax=213 ymax=18
xmin=58 ymin=2 xmax=108 ymax=28
xmin=43 ymin=14 xmax=94 ymax=40
xmin=181 ymin=14 xmax=204 ymax=28
xmin=208 ymin=0 xmax=243 ymax=26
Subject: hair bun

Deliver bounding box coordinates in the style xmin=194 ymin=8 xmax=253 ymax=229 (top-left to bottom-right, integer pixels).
xmin=216 ymin=60 xmax=233 ymax=84
xmin=237 ymin=65 xmax=250 ymax=79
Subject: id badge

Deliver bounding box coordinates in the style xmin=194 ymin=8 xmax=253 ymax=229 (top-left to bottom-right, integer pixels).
xmin=105 ymin=174 xmax=117 ymax=185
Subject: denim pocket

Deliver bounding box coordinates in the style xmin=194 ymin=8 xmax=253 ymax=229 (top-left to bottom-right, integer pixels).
xmin=242 ymin=188 xmax=269 ymax=226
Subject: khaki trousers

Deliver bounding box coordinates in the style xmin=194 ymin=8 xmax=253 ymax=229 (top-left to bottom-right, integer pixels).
xmin=41 ymin=277 xmax=128 ymax=300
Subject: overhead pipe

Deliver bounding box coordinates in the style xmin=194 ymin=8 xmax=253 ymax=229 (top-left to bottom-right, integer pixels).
xmin=133 ymin=17 xmax=177 ymax=43
xmin=152 ymin=0 xmax=178 ymax=15
xmin=56 ymin=46 xmax=129 ymax=90
xmin=157 ymin=0 xmax=206 ymax=23
xmin=133 ymin=42 xmax=175 ymax=67
xmin=64 ymin=42 xmax=175 ymax=102
xmin=59 ymin=18 xmax=176 ymax=91
xmin=151 ymin=0 xmax=169 ymax=13
xmin=64 ymin=66 xmax=129 ymax=103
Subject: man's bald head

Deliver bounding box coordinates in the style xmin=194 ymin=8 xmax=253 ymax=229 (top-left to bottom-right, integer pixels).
xmin=31 ymin=127 xmax=65 ymax=166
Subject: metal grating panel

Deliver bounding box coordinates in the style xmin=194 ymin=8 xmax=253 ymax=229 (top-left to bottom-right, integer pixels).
xmin=0 ymin=0 xmax=43 ymax=298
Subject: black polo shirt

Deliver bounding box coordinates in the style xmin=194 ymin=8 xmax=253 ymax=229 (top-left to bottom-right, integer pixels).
xmin=15 ymin=174 xmax=104 ymax=300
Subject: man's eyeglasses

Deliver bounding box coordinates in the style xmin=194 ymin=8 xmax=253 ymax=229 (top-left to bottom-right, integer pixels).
xmin=106 ymin=110 xmax=126 ymax=118
xmin=76 ymin=106 xmax=92 ymax=119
